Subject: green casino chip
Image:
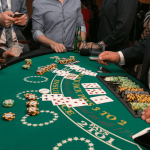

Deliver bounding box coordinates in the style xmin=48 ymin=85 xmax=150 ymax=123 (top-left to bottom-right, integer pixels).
xmin=50 ymin=57 xmax=54 ymax=59
xmin=3 ymin=99 xmax=14 ymax=107
xmin=22 ymin=65 xmax=30 ymax=69
xmin=54 ymin=56 xmax=59 ymax=59
xmin=25 ymin=59 xmax=32 ymax=63
xmin=70 ymin=56 xmax=75 ymax=59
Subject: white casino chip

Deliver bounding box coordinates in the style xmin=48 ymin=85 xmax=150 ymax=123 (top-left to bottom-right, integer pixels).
xmin=39 ymin=88 xmax=50 ymax=94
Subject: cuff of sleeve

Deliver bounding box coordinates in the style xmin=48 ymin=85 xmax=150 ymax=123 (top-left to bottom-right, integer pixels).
xmin=33 ymin=30 xmax=44 ymax=42
xmin=81 ymin=26 xmax=86 ymax=33
xmin=118 ymin=51 xmax=125 ymax=65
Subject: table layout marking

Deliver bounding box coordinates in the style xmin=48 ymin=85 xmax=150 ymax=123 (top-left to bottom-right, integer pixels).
xmin=20 ymin=110 xmax=59 ymax=127
xmin=53 ymin=137 xmax=95 ymax=150
xmin=16 ymin=90 xmax=42 ymax=100
xmin=23 ymin=76 xmax=48 ymax=83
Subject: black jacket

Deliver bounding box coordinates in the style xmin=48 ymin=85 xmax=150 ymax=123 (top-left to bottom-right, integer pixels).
xmin=122 ymin=33 xmax=150 ymax=87
xmin=97 ymin=0 xmax=138 ymax=51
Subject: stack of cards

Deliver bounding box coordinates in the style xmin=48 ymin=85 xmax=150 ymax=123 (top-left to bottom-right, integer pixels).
xmin=65 ymin=65 xmax=97 ymax=77
xmin=52 ymin=69 xmax=78 ymax=80
xmin=85 ymin=89 xmax=106 ymax=95
xmin=82 ymin=83 xmax=101 ymax=88
xmin=42 ymin=94 xmax=88 ymax=108
xmin=90 ymin=95 xmax=114 ymax=104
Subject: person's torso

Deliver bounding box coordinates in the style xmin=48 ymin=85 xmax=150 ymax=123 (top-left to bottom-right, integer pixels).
xmin=34 ymin=0 xmax=81 ymax=47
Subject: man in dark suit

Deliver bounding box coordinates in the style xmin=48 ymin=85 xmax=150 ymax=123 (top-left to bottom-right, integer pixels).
xmin=0 ymin=0 xmax=29 ymax=58
xmin=97 ymin=33 xmax=150 ymax=123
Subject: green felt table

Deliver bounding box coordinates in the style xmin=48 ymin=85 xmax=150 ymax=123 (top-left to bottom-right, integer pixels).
xmin=0 ymin=52 xmax=149 ymax=150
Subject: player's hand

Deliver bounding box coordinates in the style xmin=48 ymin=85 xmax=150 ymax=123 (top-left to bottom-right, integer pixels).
xmin=50 ymin=41 xmax=67 ymax=53
xmin=14 ymin=12 xmax=27 ymax=26
xmin=0 ymin=11 xmax=16 ymax=27
xmin=79 ymin=41 xmax=88 ymax=49
xmin=2 ymin=49 xmax=15 ymax=58
xmin=87 ymin=42 xmax=93 ymax=49
xmin=97 ymin=51 xmax=120 ymax=66
xmin=141 ymin=106 xmax=150 ymax=123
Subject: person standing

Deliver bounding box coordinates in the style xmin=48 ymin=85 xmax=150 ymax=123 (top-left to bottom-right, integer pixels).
xmin=32 ymin=0 xmax=86 ymax=53
xmin=0 ymin=0 xmax=29 ymax=58
xmin=97 ymin=0 xmax=138 ymax=51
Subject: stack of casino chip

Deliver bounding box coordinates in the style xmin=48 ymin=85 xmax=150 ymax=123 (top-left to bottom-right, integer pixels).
xmin=26 ymin=101 xmax=39 ymax=107
xmin=36 ymin=63 xmax=57 ymax=75
xmin=22 ymin=59 xmax=32 ymax=69
xmin=24 ymin=93 xmax=37 ymax=101
xmin=59 ymin=57 xmax=76 ymax=64
xmin=24 ymin=93 xmax=39 ymax=116
xmin=27 ymin=107 xmax=39 ymax=116
xmin=25 ymin=59 xmax=32 ymax=66
xmin=129 ymin=102 xmax=150 ymax=111
xmin=2 ymin=112 xmax=15 ymax=121
xmin=2 ymin=99 xmax=14 ymax=107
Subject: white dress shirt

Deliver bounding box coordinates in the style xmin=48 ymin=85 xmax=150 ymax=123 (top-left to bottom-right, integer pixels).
xmin=118 ymin=51 xmax=150 ymax=88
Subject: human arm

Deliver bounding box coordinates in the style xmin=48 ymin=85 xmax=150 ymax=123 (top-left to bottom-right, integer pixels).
xmin=141 ymin=106 xmax=150 ymax=123
xmin=98 ymin=36 xmax=148 ymax=66
xmin=102 ymin=0 xmax=138 ymax=47
xmin=77 ymin=1 xmax=86 ymax=41
xmin=14 ymin=0 xmax=29 ymax=29
xmin=0 ymin=11 xmax=16 ymax=27
xmin=31 ymin=2 xmax=66 ymax=53
xmin=0 ymin=49 xmax=14 ymax=58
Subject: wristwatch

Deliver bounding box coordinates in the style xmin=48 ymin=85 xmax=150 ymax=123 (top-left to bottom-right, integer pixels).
xmin=98 ymin=41 xmax=102 ymax=44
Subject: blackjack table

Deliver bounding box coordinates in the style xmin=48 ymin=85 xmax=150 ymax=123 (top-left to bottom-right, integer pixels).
xmin=0 ymin=48 xmax=150 ymax=150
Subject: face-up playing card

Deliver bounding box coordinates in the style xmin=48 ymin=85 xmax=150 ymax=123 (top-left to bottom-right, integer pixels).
xmin=52 ymin=97 xmax=72 ymax=105
xmin=90 ymin=95 xmax=113 ymax=104
xmin=65 ymin=98 xmax=88 ymax=108
xmin=64 ymin=74 xmax=78 ymax=80
xmin=42 ymin=94 xmax=63 ymax=101
xmin=82 ymin=83 xmax=101 ymax=88
xmin=85 ymin=89 xmax=106 ymax=95
xmin=57 ymin=71 xmax=70 ymax=77
xmin=81 ymin=71 xmax=97 ymax=76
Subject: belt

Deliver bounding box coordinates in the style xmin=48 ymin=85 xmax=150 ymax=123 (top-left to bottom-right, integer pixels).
xmin=0 ymin=40 xmax=30 ymax=47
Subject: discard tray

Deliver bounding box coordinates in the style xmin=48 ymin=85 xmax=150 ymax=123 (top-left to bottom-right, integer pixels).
xmin=97 ymin=75 xmax=149 ymax=118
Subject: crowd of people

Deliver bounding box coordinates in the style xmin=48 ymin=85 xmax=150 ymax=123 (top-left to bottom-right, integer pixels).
xmin=0 ymin=0 xmax=150 ymax=125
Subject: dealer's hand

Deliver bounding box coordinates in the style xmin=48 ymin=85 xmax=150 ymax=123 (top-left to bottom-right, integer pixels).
xmin=50 ymin=41 xmax=67 ymax=53
xmin=98 ymin=51 xmax=120 ymax=66
xmin=14 ymin=12 xmax=27 ymax=26
xmin=2 ymin=49 xmax=15 ymax=58
xmin=0 ymin=11 xmax=16 ymax=27
xmin=141 ymin=106 xmax=150 ymax=123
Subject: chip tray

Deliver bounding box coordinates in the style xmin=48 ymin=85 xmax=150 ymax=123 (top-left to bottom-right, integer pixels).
xmin=97 ymin=75 xmax=150 ymax=118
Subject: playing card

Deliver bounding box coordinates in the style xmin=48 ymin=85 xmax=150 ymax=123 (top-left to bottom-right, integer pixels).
xmin=42 ymin=94 xmax=63 ymax=101
xmin=64 ymin=74 xmax=78 ymax=80
xmin=90 ymin=95 xmax=113 ymax=104
xmin=52 ymin=97 xmax=72 ymax=105
xmin=57 ymin=71 xmax=70 ymax=77
xmin=85 ymin=89 xmax=106 ymax=95
xmin=65 ymin=98 xmax=88 ymax=108
xmin=82 ymin=83 xmax=101 ymax=88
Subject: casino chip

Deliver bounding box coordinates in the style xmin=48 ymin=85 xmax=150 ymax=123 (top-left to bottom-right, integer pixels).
xmin=2 ymin=112 xmax=15 ymax=121
xmin=22 ymin=64 xmax=30 ymax=69
xmin=27 ymin=107 xmax=39 ymax=116
xmin=3 ymin=99 xmax=14 ymax=107
xmin=26 ymin=101 xmax=39 ymax=107
xmin=24 ymin=93 xmax=37 ymax=100
xmin=25 ymin=59 xmax=32 ymax=66
xmin=39 ymin=88 xmax=50 ymax=94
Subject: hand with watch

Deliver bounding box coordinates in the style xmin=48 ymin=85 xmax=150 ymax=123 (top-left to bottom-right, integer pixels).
xmin=79 ymin=40 xmax=88 ymax=49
